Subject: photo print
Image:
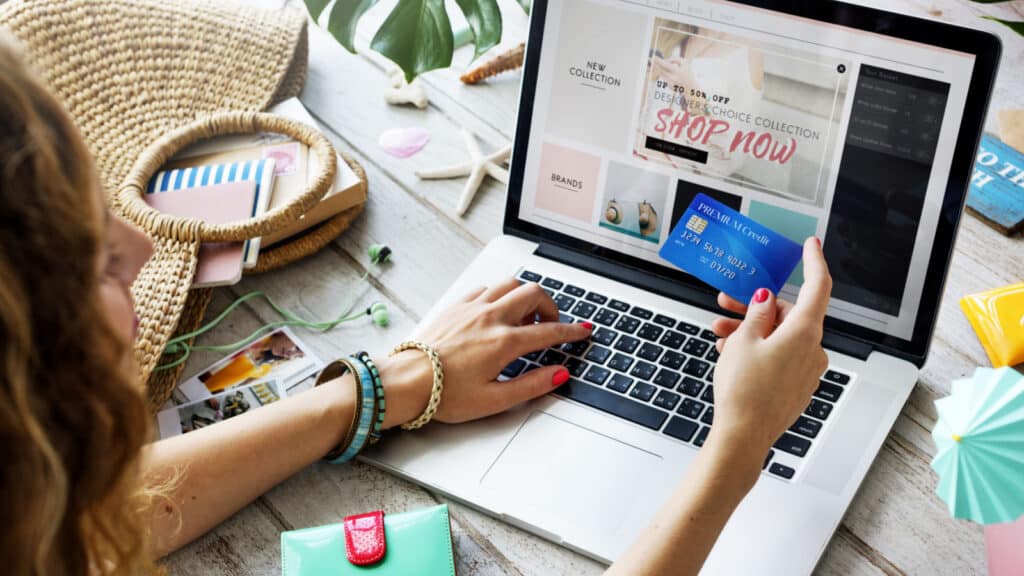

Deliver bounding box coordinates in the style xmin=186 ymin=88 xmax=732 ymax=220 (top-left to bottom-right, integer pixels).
xmin=598 ymin=160 xmax=669 ymax=244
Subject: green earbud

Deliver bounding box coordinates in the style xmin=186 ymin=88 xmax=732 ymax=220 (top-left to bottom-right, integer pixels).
xmin=369 ymin=244 xmax=392 ymax=264
xmin=368 ymin=302 xmax=390 ymax=327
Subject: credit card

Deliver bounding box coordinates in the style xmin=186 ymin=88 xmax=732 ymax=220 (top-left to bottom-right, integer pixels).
xmin=659 ymin=193 xmax=803 ymax=303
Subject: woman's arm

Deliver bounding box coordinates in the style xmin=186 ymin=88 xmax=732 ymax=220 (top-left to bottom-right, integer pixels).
xmin=142 ymin=279 xmax=592 ymax=557
xmin=607 ymin=237 xmax=832 ymax=575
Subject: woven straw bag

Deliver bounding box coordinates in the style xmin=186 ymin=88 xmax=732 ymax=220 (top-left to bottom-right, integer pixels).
xmin=0 ymin=0 xmax=368 ymax=408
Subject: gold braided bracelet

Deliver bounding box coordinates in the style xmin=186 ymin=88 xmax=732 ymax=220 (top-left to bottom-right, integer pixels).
xmin=390 ymin=341 xmax=444 ymax=430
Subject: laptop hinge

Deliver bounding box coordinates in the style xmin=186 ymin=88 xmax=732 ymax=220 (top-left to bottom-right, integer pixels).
xmin=535 ymin=242 xmax=875 ymax=362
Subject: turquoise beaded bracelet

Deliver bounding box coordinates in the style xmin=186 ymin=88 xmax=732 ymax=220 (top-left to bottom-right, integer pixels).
xmin=355 ymin=351 xmax=386 ymax=445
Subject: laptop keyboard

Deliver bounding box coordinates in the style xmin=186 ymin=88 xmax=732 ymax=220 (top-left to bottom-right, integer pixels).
xmin=502 ymin=270 xmax=857 ymax=481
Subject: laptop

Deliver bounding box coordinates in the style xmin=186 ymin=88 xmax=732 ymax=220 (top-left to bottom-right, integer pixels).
xmin=363 ymin=1 xmax=1001 ymax=572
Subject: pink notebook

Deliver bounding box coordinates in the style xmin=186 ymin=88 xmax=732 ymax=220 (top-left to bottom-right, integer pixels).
xmin=144 ymin=180 xmax=256 ymax=287
xmin=986 ymin=516 xmax=1024 ymax=576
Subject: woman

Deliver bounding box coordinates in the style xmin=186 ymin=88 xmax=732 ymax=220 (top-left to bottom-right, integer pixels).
xmin=0 ymin=39 xmax=831 ymax=575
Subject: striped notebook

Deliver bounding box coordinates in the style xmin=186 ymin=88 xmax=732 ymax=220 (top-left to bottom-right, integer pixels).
xmin=147 ymin=158 xmax=276 ymax=268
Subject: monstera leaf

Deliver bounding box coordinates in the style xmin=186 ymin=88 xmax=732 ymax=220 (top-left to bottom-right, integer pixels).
xmin=968 ymin=0 xmax=1024 ymax=36
xmin=306 ymin=0 xmax=508 ymax=83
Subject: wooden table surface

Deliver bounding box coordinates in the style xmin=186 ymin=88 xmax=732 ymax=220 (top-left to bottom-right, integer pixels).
xmin=166 ymin=0 xmax=1023 ymax=574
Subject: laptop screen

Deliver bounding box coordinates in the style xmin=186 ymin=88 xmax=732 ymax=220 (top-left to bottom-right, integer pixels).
xmin=511 ymin=0 xmax=983 ymax=347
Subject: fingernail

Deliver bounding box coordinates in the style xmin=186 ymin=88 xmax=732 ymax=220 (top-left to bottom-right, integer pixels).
xmin=752 ymin=288 xmax=770 ymax=304
xmin=580 ymin=322 xmax=593 ymax=331
xmin=552 ymin=368 xmax=570 ymax=387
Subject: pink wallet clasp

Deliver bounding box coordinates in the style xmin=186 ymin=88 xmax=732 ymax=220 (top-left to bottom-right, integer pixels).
xmin=343 ymin=510 xmax=386 ymax=566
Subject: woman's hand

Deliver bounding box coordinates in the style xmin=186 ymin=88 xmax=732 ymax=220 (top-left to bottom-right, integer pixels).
xmin=706 ymin=237 xmax=833 ymax=463
xmin=377 ymin=278 xmax=592 ymax=428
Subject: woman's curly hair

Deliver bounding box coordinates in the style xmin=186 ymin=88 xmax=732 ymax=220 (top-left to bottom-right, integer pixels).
xmin=0 ymin=36 xmax=157 ymax=575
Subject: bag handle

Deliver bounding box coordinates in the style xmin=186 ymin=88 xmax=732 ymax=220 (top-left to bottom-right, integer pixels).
xmin=117 ymin=111 xmax=337 ymax=243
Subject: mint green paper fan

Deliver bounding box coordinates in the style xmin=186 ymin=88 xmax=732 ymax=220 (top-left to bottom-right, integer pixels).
xmin=931 ymin=367 xmax=1024 ymax=525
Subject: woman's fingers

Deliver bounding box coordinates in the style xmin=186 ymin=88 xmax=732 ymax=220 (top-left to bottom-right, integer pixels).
xmin=510 ymin=320 xmax=591 ymax=354
xmin=461 ymin=285 xmax=487 ymax=302
xmin=785 ymin=238 xmax=833 ymax=329
xmin=479 ymin=277 xmax=525 ymax=303
xmin=479 ymin=365 xmax=570 ymax=417
xmin=717 ymin=292 xmax=748 ymax=315
xmin=496 ymin=281 xmax=560 ymax=323
xmin=711 ymin=317 xmax=741 ymax=338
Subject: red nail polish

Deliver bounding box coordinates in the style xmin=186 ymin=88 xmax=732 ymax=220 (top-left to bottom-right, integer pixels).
xmin=814 ymin=237 xmax=822 ymax=248
xmin=552 ymin=368 xmax=570 ymax=387
xmin=581 ymin=322 xmax=593 ymax=331
xmin=753 ymin=288 xmax=770 ymax=303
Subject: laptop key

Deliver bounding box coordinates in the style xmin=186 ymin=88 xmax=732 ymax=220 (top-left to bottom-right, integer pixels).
xmin=565 ymin=357 xmax=588 ymax=378
xmin=630 ymin=361 xmax=657 ymax=381
xmin=539 ymin=350 xmax=566 ymax=366
xmin=524 ymin=350 xmax=542 ymax=361
xmin=653 ymin=314 xmax=676 ymax=328
xmin=683 ymin=338 xmax=710 ymax=357
xmin=659 ymin=350 xmax=686 ymax=370
xmin=683 ymin=358 xmax=710 ymax=379
xmin=561 ymin=340 xmax=589 ymax=356
xmin=554 ymin=379 xmax=668 ymax=430
xmin=653 ymin=369 xmax=681 ymax=389
xmin=701 ymin=406 xmax=714 ymax=425
xmin=677 ymin=398 xmax=704 ymax=419
xmin=583 ymin=366 xmax=611 ymax=386
xmin=584 ymin=345 xmax=612 ymax=364
xmin=629 ymin=306 xmax=653 ymax=320
xmin=564 ymin=284 xmax=585 ymax=297
xmin=593 ymin=308 xmax=619 ymax=326
xmin=659 ymin=330 xmax=686 ymax=350
xmin=571 ymin=301 xmax=597 ymax=319
xmin=592 ymin=328 xmax=617 ymax=346
xmin=554 ymin=294 xmax=575 ymax=312
xmin=607 ymin=353 xmax=635 ymax=373
xmin=700 ymin=385 xmax=714 ymax=404
xmin=806 ymin=399 xmax=833 ymax=420
xmin=519 ymin=270 xmax=542 ymax=282
xmin=824 ymin=369 xmax=850 ymax=385
xmin=774 ymin=433 xmax=812 ymax=457
xmin=677 ymin=321 xmax=699 ymax=335
xmin=629 ymin=382 xmax=657 ymax=402
xmin=678 ymin=377 xmax=704 ymax=398
xmin=769 ymin=463 xmax=796 ymax=479
xmin=608 ymin=299 xmax=630 ymax=312
xmin=705 ymin=366 xmax=715 ymax=382
xmin=607 ymin=373 xmax=634 ymax=393
xmin=637 ymin=342 xmax=664 ymax=362
xmin=501 ymin=359 xmax=526 ymax=378
xmin=700 ymin=329 xmax=718 ymax=342
xmin=694 ymin=426 xmax=710 ymax=447
xmin=558 ymin=313 xmax=573 ymax=323
xmin=637 ymin=323 xmax=664 ymax=342
xmin=585 ymin=292 xmax=608 ymax=305
xmin=705 ymin=348 xmax=720 ymax=363
xmin=814 ymin=381 xmax=844 ymax=402
xmin=541 ymin=277 xmax=564 ymax=290
xmin=614 ymin=316 xmax=641 ymax=334
xmin=663 ymin=416 xmax=699 ymax=442
xmin=764 ymin=449 xmax=775 ymax=469
xmin=614 ymin=335 xmax=641 ymax=354
xmin=653 ymin=390 xmax=681 ymax=411
xmin=790 ymin=416 xmax=822 ymax=439
xmin=522 ymin=362 xmax=540 ymax=373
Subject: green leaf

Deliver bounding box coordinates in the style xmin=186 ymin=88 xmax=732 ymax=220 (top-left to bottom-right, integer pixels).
xmin=304 ymin=0 xmax=332 ymax=21
xmin=454 ymin=0 xmax=502 ymax=60
xmin=371 ymin=0 xmax=454 ymax=83
xmin=984 ymin=16 xmax=1024 ymax=36
xmin=326 ymin=0 xmax=380 ymax=53
xmin=517 ymin=0 xmax=531 ymax=13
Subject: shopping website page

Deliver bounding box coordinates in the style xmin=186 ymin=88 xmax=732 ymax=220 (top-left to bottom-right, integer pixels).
xmin=517 ymin=0 xmax=976 ymax=339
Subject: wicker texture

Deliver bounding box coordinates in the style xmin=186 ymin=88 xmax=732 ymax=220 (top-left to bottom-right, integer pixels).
xmin=0 ymin=0 xmax=367 ymax=408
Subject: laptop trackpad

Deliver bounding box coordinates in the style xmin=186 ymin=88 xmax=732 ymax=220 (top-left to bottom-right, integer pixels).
xmin=481 ymin=411 xmax=662 ymax=532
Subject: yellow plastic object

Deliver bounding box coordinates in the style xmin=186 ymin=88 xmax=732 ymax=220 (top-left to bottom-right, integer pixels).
xmin=960 ymin=283 xmax=1024 ymax=367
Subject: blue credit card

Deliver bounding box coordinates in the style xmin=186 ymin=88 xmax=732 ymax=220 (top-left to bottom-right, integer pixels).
xmin=659 ymin=193 xmax=803 ymax=303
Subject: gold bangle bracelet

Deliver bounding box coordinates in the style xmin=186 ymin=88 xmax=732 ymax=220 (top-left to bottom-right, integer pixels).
xmin=389 ymin=340 xmax=444 ymax=431
xmin=316 ymin=359 xmax=361 ymax=461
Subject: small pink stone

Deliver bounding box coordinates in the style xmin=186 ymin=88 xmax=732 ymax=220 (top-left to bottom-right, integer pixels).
xmin=379 ymin=127 xmax=431 ymax=158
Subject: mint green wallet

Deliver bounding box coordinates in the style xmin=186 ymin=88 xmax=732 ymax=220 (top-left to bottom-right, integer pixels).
xmin=281 ymin=504 xmax=456 ymax=575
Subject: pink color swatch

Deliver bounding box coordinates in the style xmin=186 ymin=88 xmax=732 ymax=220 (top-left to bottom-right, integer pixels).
xmin=535 ymin=142 xmax=601 ymax=223
xmin=379 ymin=127 xmax=431 ymax=158
xmin=986 ymin=515 xmax=1024 ymax=575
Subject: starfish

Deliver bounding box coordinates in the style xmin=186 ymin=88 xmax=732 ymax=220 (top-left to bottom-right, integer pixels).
xmin=416 ymin=129 xmax=511 ymax=216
